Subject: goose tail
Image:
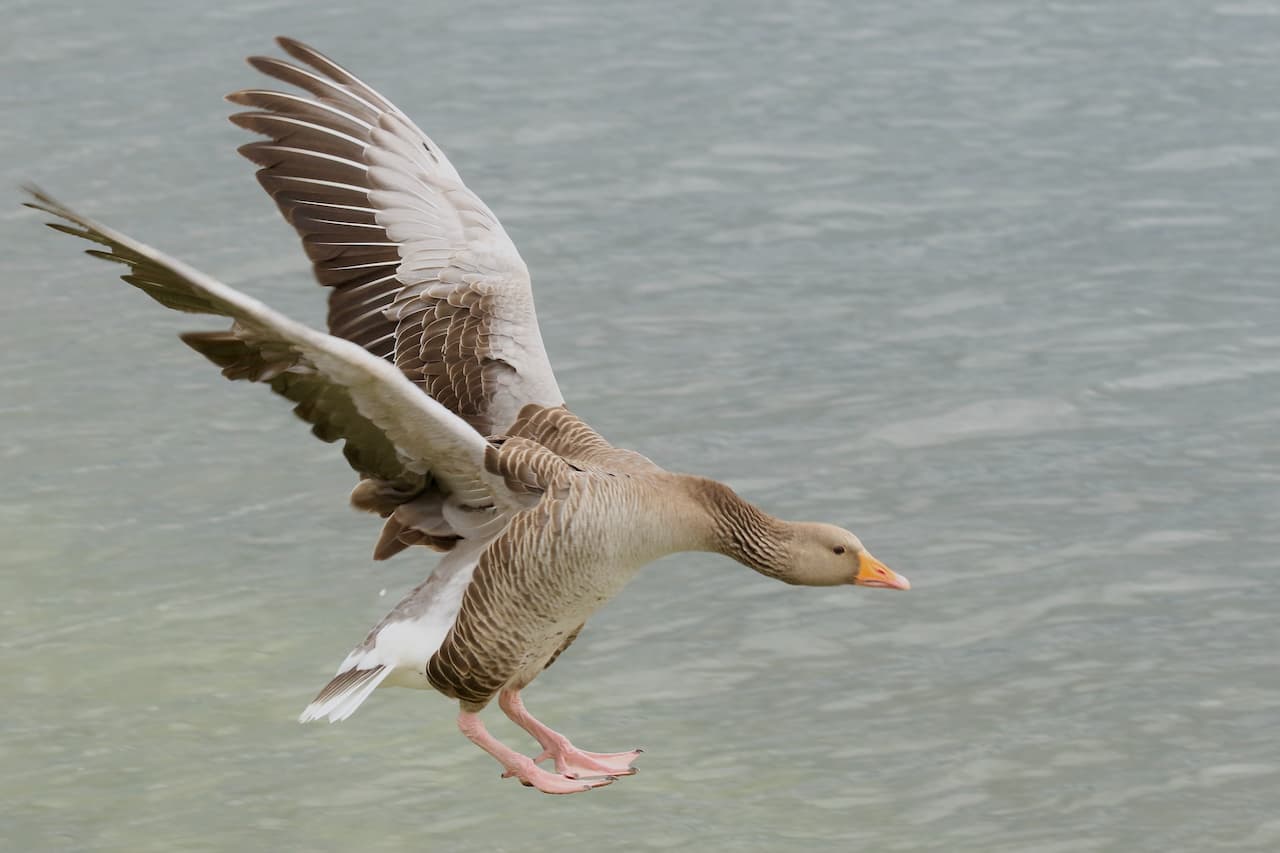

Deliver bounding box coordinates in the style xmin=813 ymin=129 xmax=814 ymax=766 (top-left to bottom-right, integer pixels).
xmin=299 ymin=665 xmax=393 ymax=723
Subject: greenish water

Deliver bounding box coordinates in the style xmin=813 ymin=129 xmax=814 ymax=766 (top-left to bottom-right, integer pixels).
xmin=3 ymin=0 xmax=1279 ymax=850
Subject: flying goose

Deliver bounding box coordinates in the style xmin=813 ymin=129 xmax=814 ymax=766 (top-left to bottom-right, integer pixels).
xmin=26 ymin=37 xmax=910 ymax=795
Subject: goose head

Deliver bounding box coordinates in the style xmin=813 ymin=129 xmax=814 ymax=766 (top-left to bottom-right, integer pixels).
xmin=781 ymin=522 xmax=911 ymax=589
xmin=690 ymin=478 xmax=910 ymax=589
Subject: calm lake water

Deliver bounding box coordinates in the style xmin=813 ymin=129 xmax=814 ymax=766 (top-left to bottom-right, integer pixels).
xmin=4 ymin=0 xmax=1279 ymax=850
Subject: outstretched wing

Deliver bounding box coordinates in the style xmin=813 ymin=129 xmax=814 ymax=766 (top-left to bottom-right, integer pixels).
xmin=227 ymin=37 xmax=563 ymax=436
xmin=24 ymin=187 xmax=531 ymax=523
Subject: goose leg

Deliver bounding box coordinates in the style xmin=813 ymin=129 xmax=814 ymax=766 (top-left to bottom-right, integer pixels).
xmin=457 ymin=711 xmax=615 ymax=794
xmin=498 ymin=689 xmax=642 ymax=778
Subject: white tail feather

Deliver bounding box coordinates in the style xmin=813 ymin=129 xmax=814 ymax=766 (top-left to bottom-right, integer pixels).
xmin=299 ymin=665 xmax=394 ymax=723
xmin=297 ymin=542 xmax=489 ymax=725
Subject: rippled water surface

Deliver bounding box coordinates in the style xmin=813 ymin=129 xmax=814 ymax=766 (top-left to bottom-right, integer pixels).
xmin=4 ymin=1 xmax=1279 ymax=850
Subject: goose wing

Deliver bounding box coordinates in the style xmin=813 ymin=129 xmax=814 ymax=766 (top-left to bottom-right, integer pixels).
xmin=24 ymin=187 xmax=531 ymax=521
xmin=227 ymin=37 xmax=563 ymax=437
xmin=506 ymin=404 xmax=661 ymax=474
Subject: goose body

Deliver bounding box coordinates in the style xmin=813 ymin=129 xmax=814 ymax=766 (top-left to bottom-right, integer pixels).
xmin=309 ymin=441 xmax=686 ymax=719
xmin=26 ymin=38 xmax=909 ymax=794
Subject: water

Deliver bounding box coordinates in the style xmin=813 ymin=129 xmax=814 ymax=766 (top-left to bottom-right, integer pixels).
xmin=3 ymin=0 xmax=1278 ymax=849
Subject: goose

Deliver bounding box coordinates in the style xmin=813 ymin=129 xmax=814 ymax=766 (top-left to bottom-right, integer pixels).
xmin=25 ymin=37 xmax=910 ymax=795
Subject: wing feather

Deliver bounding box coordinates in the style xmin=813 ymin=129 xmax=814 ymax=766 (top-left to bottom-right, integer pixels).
xmin=505 ymin=404 xmax=660 ymax=474
xmin=228 ymin=37 xmax=563 ymax=435
xmin=24 ymin=187 xmax=521 ymax=514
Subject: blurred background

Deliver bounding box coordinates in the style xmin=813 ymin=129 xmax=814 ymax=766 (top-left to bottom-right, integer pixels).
xmin=3 ymin=0 xmax=1278 ymax=850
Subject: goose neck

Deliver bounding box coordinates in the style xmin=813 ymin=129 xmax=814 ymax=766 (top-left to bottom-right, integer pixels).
xmin=676 ymin=476 xmax=794 ymax=578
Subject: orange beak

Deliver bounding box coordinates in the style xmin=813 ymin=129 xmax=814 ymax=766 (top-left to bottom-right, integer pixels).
xmin=854 ymin=551 xmax=911 ymax=590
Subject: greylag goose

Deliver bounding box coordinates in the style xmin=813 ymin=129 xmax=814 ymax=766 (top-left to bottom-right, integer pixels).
xmin=25 ymin=37 xmax=910 ymax=795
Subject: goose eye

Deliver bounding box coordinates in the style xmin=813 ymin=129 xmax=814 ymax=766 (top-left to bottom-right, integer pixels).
xmin=832 ymin=546 xmax=846 ymax=555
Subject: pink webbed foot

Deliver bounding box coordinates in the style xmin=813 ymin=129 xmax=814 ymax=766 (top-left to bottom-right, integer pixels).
xmin=458 ymin=710 xmax=615 ymax=795
xmin=536 ymin=743 xmax=643 ymax=779
xmin=497 ymin=688 xmax=641 ymax=780
xmin=501 ymin=756 xmax=617 ymax=794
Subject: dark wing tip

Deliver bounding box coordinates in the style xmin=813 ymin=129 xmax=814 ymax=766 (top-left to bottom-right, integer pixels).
xmin=275 ymin=36 xmax=333 ymax=71
xmin=20 ymin=183 xmax=58 ymax=213
xmin=20 ymin=187 xmax=93 ymax=238
xmin=246 ymin=55 xmax=290 ymax=76
xmin=226 ymin=110 xmax=261 ymax=131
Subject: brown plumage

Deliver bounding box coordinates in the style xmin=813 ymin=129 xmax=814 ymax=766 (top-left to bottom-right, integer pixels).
xmin=227 ymin=37 xmax=562 ymax=438
xmin=24 ymin=37 xmax=910 ymax=796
